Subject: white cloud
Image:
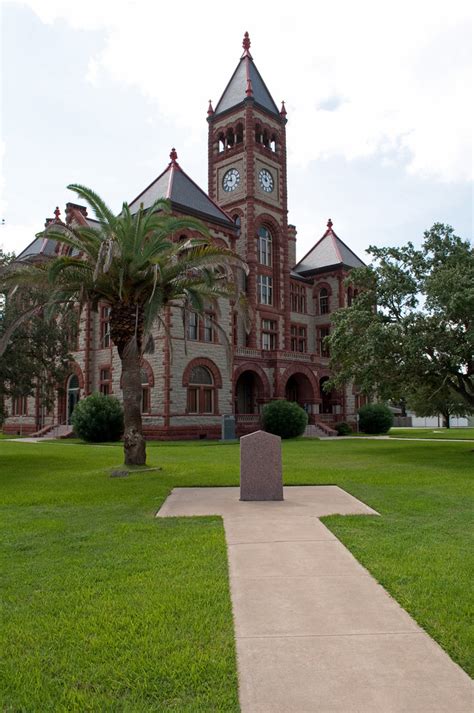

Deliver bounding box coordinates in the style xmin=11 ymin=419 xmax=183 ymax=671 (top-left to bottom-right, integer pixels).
xmin=5 ymin=0 xmax=474 ymax=183
xmin=0 ymin=223 xmax=38 ymax=256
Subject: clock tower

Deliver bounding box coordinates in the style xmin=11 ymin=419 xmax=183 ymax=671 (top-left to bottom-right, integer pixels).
xmin=207 ymin=32 xmax=291 ymax=350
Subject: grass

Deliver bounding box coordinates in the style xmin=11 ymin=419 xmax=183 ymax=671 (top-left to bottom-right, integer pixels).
xmin=389 ymin=427 xmax=474 ymax=440
xmin=1 ymin=438 xmax=473 ymax=710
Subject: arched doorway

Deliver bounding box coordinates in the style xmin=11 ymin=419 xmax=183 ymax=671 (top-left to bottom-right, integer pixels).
xmin=67 ymin=374 xmax=80 ymax=424
xmin=320 ymin=376 xmax=333 ymax=414
xmin=235 ymin=371 xmax=264 ymax=414
xmin=284 ymin=372 xmax=315 ymax=415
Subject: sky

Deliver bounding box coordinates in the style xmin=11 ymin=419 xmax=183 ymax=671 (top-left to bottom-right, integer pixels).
xmin=0 ymin=0 xmax=472 ymax=264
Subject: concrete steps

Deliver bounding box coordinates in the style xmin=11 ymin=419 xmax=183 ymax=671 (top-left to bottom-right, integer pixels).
xmin=304 ymin=424 xmax=337 ymax=438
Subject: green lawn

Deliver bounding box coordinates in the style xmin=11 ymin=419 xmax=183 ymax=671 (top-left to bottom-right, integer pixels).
xmin=389 ymin=427 xmax=474 ymax=440
xmin=1 ymin=438 xmax=473 ymax=710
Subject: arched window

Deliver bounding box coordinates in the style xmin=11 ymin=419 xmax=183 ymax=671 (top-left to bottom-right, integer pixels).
xmin=218 ymin=133 xmax=225 ymax=153
xmin=226 ymin=128 xmax=235 ymax=148
xmin=187 ymin=366 xmax=214 ymax=414
xmin=270 ymin=134 xmax=277 ymax=152
xmin=319 ymin=288 xmax=329 ymax=315
xmin=262 ymin=129 xmax=270 ymax=149
xmin=258 ymin=226 xmax=272 ymax=266
xmin=255 ymin=124 xmax=262 ymax=143
xmin=236 ymin=123 xmax=244 ymax=143
xmin=233 ymin=215 xmax=241 ymax=238
xmin=141 ymin=368 xmax=151 ymax=413
xmin=347 ymin=287 xmax=353 ymax=306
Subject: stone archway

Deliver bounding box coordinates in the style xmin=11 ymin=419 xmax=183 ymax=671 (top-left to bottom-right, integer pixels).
xmin=235 ymin=370 xmax=265 ymax=414
xmin=280 ymin=366 xmax=319 ymax=422
xmin=319 ymin=376 xmax=343 ymax=415
xmin=66 ymin=374 xmax=80 ymax=424
xmin=285 ymin=373 xmax=314 ymax=410
xmin=58 ymin=363 xmax=84 ymax=424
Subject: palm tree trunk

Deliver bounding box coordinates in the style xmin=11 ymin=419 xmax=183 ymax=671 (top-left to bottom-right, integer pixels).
xmin=111 ymin=303 xmax=146 ymax=465
xmin=121 ymin=346 xmax=146 ymax=465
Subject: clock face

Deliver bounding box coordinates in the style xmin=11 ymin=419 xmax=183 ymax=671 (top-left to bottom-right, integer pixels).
xmin=258 ymin=168 xmax=274 ymax=193
xmin=222 ymin=168 xmax=240 ymax=192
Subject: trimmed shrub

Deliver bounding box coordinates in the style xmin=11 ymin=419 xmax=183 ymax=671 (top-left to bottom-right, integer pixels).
xmin=72 ymin=393 xmax=124 ymax=442
xmin=262 ymin=400 xmax=308 ymax=439
xmin=358 ymin=403 xmax=393 ymax=434
xmin=335 ymin=421 xmax=352 ymax=436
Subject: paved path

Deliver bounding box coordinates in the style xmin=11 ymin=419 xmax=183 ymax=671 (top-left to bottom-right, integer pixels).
xmin=157 ymin=486 xmax=472 ymax=712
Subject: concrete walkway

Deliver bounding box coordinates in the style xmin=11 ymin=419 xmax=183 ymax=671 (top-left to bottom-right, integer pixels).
xmin=157 ymin=486 xmax=472 ymax=712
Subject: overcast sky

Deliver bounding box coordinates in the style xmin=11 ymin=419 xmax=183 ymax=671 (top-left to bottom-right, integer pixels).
xmin=0 ymin=0 xmax=472 ymax=263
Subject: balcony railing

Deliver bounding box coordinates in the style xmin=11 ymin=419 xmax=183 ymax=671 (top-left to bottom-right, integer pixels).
xmin=235 ymin=347 xmax=315 ymax=363
xmin=235 ymin=414 xmax=261 ymax=424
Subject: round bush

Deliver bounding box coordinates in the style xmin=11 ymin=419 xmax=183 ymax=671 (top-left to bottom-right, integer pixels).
xmin=72 ymin=393 xmax=124 ymax=442
xmin=262 ymin=400 xmax=308 ymax=439
xmin=358 ymin=403 xmax=393 ymax=434
xmin=335 ymin=421 xmax=352 ymax=436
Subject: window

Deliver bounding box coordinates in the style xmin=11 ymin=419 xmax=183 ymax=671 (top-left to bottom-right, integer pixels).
xmin=99 ymin=367 xmax=112 ymax=396
xmin=291 ymin=325 xmax=307 ymax=352
xmin=65 ymin=308 xmax=80 ymax=350
xmin=233 ymin=215 xmax=241 ymax=237
xmin=188 ymin=312 xmax=198 ymax=340
xmin=187 ymin=366 xmax=214 ymax=414
xmin=141 ymin=368 xmax=151 ymax=413
xmin=203 ymin=314 xmax=213 ymax=343
xmin=233 ymin=311 xmax=238 ymax=347
xmin=290 ymin=283 xmax=307 ymax=313
xmin=318 ymin=326 xmax=330 ymax=357
xmin=347 ymin=287 xmax=353 ymax=306
xmin=258 ymin=274 xmax=273 ymax=305
xmin=261 ymin=319 xmax=277 ymax=350
xmin=187 ymin=312 xmax=216 ymax=342
xmin=12 ymin=396 xmax=28 ymax=416
xmin=319 ymin=288 xmax=329 ymax=315
xmin=258 ymin=226 xmax=272 ymax=266
xmin=100 ymin=305 xmax=111 ymax=347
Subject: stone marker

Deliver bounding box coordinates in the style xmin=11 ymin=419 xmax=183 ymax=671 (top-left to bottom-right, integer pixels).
xmin=240 ymin=430 xmax=283 ymax=501
xmin=221 ymin=414 xmax=236 ymax=440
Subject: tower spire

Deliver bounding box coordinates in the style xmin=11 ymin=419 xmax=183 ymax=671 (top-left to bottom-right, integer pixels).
xmin=241 ymin=31 xmax=252 ymax=59
xmin=169 ymin=148 xmax=179 ymax=167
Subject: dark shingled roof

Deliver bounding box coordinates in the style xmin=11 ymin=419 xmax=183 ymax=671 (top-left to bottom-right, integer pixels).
xmin=214 ymin=56 xmax=280 ymax=118
xmin=16 ymin=235 xmax=58 ymax=261
xmin=293 ymin=222 xmax=365 ymax=276
xmin=128 ymin=155 xmax=234 ymax=228
xmin=214 ymin=35 xmax=280 ymax=118
xmin=15 ymin=214 xmax=100 ymax=262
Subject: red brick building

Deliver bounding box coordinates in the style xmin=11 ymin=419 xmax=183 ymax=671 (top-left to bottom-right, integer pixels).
xmin=5 ymin=33 xmax=365 ymax=438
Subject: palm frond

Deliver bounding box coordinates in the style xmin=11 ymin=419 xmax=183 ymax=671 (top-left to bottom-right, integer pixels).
xmin=67 ymin=184 xmax=117 ymax=229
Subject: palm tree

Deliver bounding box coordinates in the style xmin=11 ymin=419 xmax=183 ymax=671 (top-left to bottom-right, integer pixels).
xmin=1 ymin=185 xmax=245 ymax=465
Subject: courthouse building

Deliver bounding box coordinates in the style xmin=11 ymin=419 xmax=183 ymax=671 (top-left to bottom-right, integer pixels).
xmin=5 ymin=33 xmax=365 ymax=438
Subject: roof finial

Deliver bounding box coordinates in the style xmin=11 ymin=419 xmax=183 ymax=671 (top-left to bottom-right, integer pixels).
xmin=207 ymin=99 xmax=214 ymax=116
xmin=327 ymin=218 xmax=333 ymax=230
xmin=280 ymin=100 xmax=287 ymax=117
xmin=169 ymin=147 xmax=178 ymax=164
xmin=54 ymin=206 xmax=61 ymax=222
xmin=241 ymin=31 xmax=252 ymax=59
